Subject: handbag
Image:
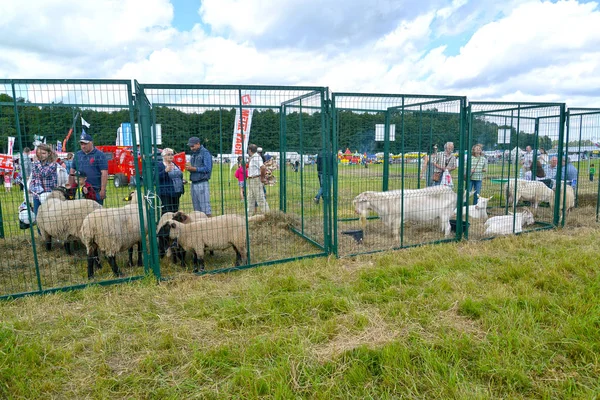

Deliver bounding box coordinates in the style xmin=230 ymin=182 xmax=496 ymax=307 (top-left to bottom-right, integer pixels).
xmin=433 ymin=171 xmax=442 ymax=182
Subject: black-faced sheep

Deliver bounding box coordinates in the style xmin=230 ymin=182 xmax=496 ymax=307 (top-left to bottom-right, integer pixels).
xmin=156 ymin=211 xmax=207 ymax=263
xmin=36 ymin=187 xmax=102 ymax=255
xmin=80 ymin=191 xmax=147 ymax=278
xmin=167 ymin=215 xmax=248 ymax=272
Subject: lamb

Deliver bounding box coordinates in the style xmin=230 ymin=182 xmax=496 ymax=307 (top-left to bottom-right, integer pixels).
xmin=36 ymin=187 xmax=102 ymax=254
xmin=484 ymin=208 xmax=535 ymax=235
xmin=353 ymin=185 xmax=457 ymax=240
xmin=454 ymin=196 xmax=492 ymax=220
xmin=80 ymin=191 xmax=148 ymax=278
xmin=505 ymin=179 xmax=553 ymax=209
xmin=167 ymin=214 xmax=248 ymax=272
xmin=156 ymin=211 xmax=207 ymax=262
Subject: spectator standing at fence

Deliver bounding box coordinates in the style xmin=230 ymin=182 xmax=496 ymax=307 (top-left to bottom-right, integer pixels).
xmin=247 ymin=144 xmax=269 ymax=215
xmin=29 ymin=144 xmax=58 ymax=216
xmin=185 ymin=136 xmax=213 ymax=217
xmin=423 ymin=144 xmax=438 ymax=187
xmin=539 ymin=148 xmax=549 ymax=166
xmin=157 ymin=148 xmax=184 ymax=214
xmin=69 ymin=132 xmax=108 ymax=205
xmin=561 ymin=158 xmax=578 ymax=189
xmin=520 ymin=145 xmax=533 ymax=176
xmin=468 ymin=144 xmax=488 ymax=205
xmin=432 ymin=142 xmax=457 ymax=186
xmin=590 ymin=164 xmax=596 ymax=182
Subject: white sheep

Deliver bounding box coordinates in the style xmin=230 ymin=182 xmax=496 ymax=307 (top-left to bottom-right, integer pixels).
xmin=167 ymin=214 xmax=248 ymax=272
xmin=484 ymin=208 xmax=535 ymax=235
xmin=505 ymin=179 xmax=553 ymax=209
xmin=80 ymin=191 xmax=148 ymax=278
xmin=454 ymin=196 xmax=493 ymax=220
xmin=550 ymin=185 xmax=575 ymax=221
xmin=36 ymin=187 xmax=102 ymax=255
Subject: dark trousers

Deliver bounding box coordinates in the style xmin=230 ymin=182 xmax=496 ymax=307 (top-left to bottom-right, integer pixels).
xmin=160 ymin=194 xmax=181 ymax=215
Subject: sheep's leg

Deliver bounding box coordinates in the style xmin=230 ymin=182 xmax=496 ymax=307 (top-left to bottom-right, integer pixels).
xmin=87 ymin=252 xmax=96 ymax=279
xmin=64 ymin=240 xmax=72 ymax=256
xmin=136 ymin=242 xmax=143 ymax=267
xmin=93 ymin=248 xmax=102 ymax=270
xmin=232 ymin=245 xmax=243 ymax=266
xmin=127 ymin=247 xmax=134 ymax=267
xmin=193 ymin=250 xmax=205 ymax=273
xmin=107 ymin=256 xmax=122 ymax=277
xmin=45 ymin=236 xmax=52 ymax=251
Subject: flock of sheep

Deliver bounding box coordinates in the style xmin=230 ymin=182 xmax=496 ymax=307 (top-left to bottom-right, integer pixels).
xmin=36 ymin=188 xmax=260 ymax=279
xmin=352 ymin=178 xmax=575 ymax=240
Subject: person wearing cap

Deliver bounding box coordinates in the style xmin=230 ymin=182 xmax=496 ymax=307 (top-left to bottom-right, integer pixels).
xmin=246 ymin=143 xmax=269 ymax=215
xmin=69 ymin=131 xmax=108 ymax=205
xmin=68 ymin=170 xmax=96 ymax=201
xmin=185 ymin=136 xmax=213 ymax=216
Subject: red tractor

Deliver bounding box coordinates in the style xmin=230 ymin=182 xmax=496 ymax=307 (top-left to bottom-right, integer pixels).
xmin=96 ymin=145 xmax=187 ymax=188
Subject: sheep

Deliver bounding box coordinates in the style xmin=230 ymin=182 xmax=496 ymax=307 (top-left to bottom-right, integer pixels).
xmin=36 ymin=187 xmax=102 ymax=255
xmin=156 ymin=211 xmax=207 ymax=262
xmin=454 ymin=196 xmax=493 ymax=220
xmin=353 ymin=186 xmax=457 ymax=240
xmin=550 ymin=185 xmax=575 ymax=220
xmin=505 ymin=179 xmax=553 ymax=209
xmin=484 ymin=208 xmax=535 ymax=235
xmin=80 ymin=191 xmax=148 ymax=278
xmin=167 ymin=215 xmax=248 ymax=272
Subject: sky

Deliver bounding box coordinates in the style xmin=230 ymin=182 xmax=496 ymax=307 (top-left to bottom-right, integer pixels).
xmin=1 ymin=0 xmax=600 ymax=107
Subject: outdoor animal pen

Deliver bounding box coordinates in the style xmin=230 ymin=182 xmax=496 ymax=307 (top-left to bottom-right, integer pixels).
xmin=465 ymin=102 xmax=568 ymax=239
xmin=0 ymin=79 xmax=151 ymax=299
xmin=565 ymin=108 xmax=600 ymax=223
xmin=135 ymin=84 xmax=331 ymax=280
xmin=330 ymin=93 xmax=467 ymax=257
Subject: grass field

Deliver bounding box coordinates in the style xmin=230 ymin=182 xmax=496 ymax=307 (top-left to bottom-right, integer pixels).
xmin=1 ymin=225 xmax=599 ymax=398
xmin=1 ymin=161 xmax=598 ymax=298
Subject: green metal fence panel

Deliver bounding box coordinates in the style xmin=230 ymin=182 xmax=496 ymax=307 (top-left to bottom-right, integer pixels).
xmin=331 ymin=93 xmax=467 ymax=257
xmin=565 ymin=108 xmax=600 ymax=225
xmin=137 ymin=84 xmax=330 ymax=278
xmin=466 ymin=102 xmax=566 ymax=239
xmin=0 ymin=79 xmax=149 ymax=300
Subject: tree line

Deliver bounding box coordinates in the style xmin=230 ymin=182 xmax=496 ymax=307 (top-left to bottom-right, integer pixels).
xmin=0 ymin=93 xmax=554 ymax=156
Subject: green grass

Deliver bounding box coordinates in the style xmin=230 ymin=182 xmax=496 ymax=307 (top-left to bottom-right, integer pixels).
xmin=1 ymin=226 xmax=599 ymax=398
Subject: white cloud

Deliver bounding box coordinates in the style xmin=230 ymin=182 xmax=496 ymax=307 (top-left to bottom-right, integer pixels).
xmin=1 ymin=0 xmax=599 ymax=108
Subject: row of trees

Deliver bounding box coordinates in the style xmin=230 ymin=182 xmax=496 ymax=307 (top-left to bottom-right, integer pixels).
xmin=1 ymin=93 xmax=556 ymax=156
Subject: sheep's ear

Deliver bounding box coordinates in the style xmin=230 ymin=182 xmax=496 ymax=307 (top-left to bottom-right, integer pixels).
xmin=169 ymin=222 xmax=177 ymax=229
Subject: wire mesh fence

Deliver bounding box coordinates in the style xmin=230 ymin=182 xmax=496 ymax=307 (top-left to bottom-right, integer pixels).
xmin=138 ymin=84 xmax=330 ymax=278
xmin=565 ymin=108 xmax=600 ymax=225
xmin=0 ymin=79 xmax=149 ymax=299
xmin=466 ymin=102 xmax=567 ymax=239
xmin=331 ymin=93 xmax=467 ymax=257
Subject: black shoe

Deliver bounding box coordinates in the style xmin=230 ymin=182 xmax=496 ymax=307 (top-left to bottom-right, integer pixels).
xmin=313 ymin=197 xmax=319 ymax=204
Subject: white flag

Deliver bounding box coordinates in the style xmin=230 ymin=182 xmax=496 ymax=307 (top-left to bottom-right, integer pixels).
xmin=81 ymin=117 xmax=90 ymax=128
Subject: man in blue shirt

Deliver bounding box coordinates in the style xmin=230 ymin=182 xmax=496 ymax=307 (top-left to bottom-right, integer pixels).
xmin=68 ymin=132 xmax=108 ymax=205
xmin=185 ymin=136 xmax=213 ymax=216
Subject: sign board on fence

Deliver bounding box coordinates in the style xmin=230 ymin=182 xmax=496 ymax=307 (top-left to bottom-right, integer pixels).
xmin=498 ymin=128 xmax=511 ymax=144
xmin=375 ymin=124 xmax=396 ymax=141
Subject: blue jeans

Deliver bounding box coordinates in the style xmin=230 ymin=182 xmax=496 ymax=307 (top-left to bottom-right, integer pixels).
xmin=315 ymin=174 xmax=333 ymax=200
xmin=468 ymin=180 xmax=482 ymax=205
xmin=191 ymin=181 xmax=212 ymax=215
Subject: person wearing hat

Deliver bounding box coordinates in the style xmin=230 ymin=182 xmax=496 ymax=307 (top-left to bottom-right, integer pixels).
xmin=75 ymin=171 xmax=97 ymax=201
xmin=69 ymin=131 xmax=108 ymax=205
xmin=185 ymin=136 xmax=213 ymax=216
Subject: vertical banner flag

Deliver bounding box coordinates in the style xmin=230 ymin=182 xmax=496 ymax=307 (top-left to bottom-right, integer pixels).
xmin=120 ymin=123 xmax=133 ymax=146
xmin=7 ymin=136 xmax=15 ymax=156
xmin=230 ymin=94 xmax=254 ymax=169
xmin=57 ymin=140 xmax=63 ymax=153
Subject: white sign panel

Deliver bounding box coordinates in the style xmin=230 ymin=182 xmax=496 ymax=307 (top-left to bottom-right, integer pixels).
xmin=375 ymin=124 xmax=396 ymax=142
xmin=498 ymin=128 xmax=511 ymax=144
